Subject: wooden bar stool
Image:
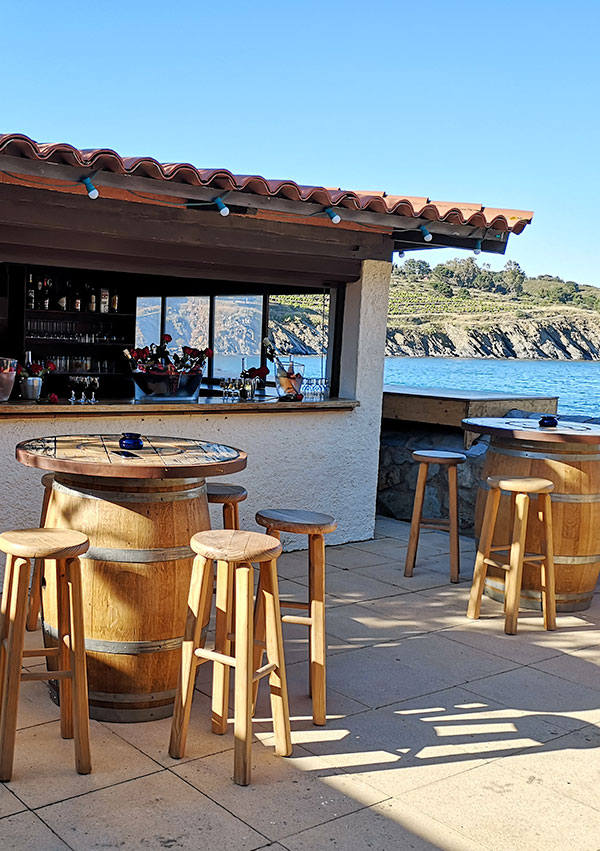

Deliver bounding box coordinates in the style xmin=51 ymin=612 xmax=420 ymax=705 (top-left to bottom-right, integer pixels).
xmin=206 ymin=482 xmax=248 ymax=530
xmin=254 ymin=509 xmax=337 ymax=726
xmin=0 ymin=528 xmax=91 ymax=781
xmin=169 ymin=529 xmax=292 ymax=786
xmin=404 ymin=450 xmax=466 ymax=583
xmin=26 ymin=472 xmax=55 ymax=632
xmin=467 ymin=475 xmax=557 ymax=635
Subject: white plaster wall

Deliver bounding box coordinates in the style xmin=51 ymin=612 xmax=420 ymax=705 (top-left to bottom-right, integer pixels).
xmin=0 ymin=260 xmax=391 ymax=551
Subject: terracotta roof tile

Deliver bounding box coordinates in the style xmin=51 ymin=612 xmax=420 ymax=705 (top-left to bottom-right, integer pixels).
xmin=0 ymin=133 xmax=533 ymax=233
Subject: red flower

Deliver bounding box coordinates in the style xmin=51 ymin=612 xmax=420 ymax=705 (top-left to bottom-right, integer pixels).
xmin=16 ymin=364 xmax=23 ymax=375
xmin=248 ymin=365 xmax=269 ymax=380
xmin=189 ymin=348 xmax=200 ymax=358
xmin=162 ymin=334 xmax=172 ymax=344
xmin=30 ymin=363 xmax=42 ymax=375
xmin=129 ymin=349 xmax=139 ymax=359
xmin=48 ymin=393 xmax=59 ymax=404
xmin=47 ymin=362 xmax=56 ymax=372
xmin=182 ymin=346 xmax=192 ymax=356
xmin=143 ymin=347 xmax=150 ymax=357
xmin=204 ymin=348 xmax=213 ymax=358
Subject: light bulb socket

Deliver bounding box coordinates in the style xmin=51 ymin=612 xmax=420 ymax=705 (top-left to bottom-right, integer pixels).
xmin=473 ymin=239 xmax=482 ymax=255
xmin=325 ymin=207 xmax=341 ymax=224
xmin=214 ymin=196 xmax=230 ymax=216
xmin=81 ymin=176 xmax=99 ymax=199
xmin=419 ymin=225 xmax=432 ymax=242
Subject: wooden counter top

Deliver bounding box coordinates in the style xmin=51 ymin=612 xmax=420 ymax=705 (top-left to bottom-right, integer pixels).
xmin=0 ymin=396 xmax=359 ymax=419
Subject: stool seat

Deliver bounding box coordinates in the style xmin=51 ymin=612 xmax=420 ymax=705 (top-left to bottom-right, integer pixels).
xmin=412 ymin=450 xmax=466 ymax=465
xmin=256 ymin=509 xmax=337 ymax=535
xmin=191 ymin=529 xmax=282 ymax=563
xmin=0 ymin=528 xmax=89 ymax=560
xmin=488 ymin=476 xmax=554 ymax=494
xmin=206 ymin=482 xmax=248 ymax=505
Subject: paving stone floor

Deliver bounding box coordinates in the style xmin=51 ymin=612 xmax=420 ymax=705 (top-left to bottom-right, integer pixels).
xmin=3 ymin=517 xmax=600 ymax=850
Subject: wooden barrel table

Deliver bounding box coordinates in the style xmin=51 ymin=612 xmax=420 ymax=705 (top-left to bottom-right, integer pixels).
xmin=16 ymin=434 xmax=247 ymax=721
xmin=463 ymin=417 xmax=600 ymax=612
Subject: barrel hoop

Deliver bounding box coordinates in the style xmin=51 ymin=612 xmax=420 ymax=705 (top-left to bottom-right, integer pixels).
xmin=85 ymin=545 xmax=195 ymax=563
xmin=43 ymin=621 xmax=208 ymax=653
xmin=553 ymin=554 xmax=600 ymax=565
xmin=484 ymin=575 xmax=592 ymax=602
xmin=478 ymin=480 xmax=600 ymax=504
xmin=52 ymin=478 xmax=207 ymax=503
xmin=88 ymin=688 xmax=177 ymax=704
xmin=489 ymin=447 xmax=600 ymax=462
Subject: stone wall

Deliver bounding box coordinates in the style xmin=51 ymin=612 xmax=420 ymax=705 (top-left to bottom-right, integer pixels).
xmin=377 ymin=422 xmax=489 ymax=534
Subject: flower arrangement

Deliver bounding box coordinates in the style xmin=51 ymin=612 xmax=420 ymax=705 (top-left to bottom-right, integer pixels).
xmin=17 ymin=360 xmax=56 ymax=380
xmin=124 ymin=335 xmax=212 ymax=374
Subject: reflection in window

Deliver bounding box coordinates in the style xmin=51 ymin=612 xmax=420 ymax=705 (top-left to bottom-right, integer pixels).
xmin=268 ymin=292 xmax=330 ymax=380
xmin=165 ymin=297 xmax=210 ymax=352
xmin=213 ymin=295 xmax=262 ymax=378
xmin=135 ymin=297 xmax=161 ymax=348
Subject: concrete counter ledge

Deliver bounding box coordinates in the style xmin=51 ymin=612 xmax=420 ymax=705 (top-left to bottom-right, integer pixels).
xmin=0 ymin=396 xmax=359 ymax=419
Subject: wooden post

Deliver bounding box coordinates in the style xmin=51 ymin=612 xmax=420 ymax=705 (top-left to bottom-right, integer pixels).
xmin=234 ymin=563 xmax=253 ymax=786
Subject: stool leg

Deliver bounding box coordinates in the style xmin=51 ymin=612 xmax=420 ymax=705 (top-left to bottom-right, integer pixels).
xmin=251 ymin=526 xmax=279 ymax=713
xmin=404 ymin=463 xmax=428 ymax=577
xmin=212 ymin=559 xmax=234 ymax=735
xmin=448 ymin=465 xmax=460 ymax=584
xmin=56 ymin=559 xmax=73 ymax=739
xmin=234 ymin=562 xmax=254 ymax=786
xmin=27 ymin=484 xmax=52 ymax=632
xmin=251 ymin=572 xmax=265 ymax=716
xmin=538 ymin=493 xmax=557 ymax=631
xmin=504 ymin=494 xmax=517 ymax=613
xmin=66 ymin=558 xmax=91 ymax=774
xmin=262 ymin=558 xmax=292 ymax=758
xmin=504 ymin=492 xmax=529 ymax=635
xmin=223 ymin=502 xmax=239 ymax=530
xmin=0 ymin=557 xmax=30 ymax=782
xmin=0 ymin=554 xmax=16 ymax=711
xmin=467 ymin=488 xmax=501 ymax=620
xmin=308 ymin=533 xmax=326 ymax=726
xmin=170 ymin=555 xmax=213 ymax=758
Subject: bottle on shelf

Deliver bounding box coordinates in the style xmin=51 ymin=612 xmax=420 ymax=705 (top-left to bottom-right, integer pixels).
xmin=73 ymin=284 xmax=82 ymax=312
xmin=57 ymin=281 xmax=68 ymax=311
xmin=110 ymin=289 xmax=119 ymax=313
xmin=24 ymin=350 xmax=33 ymax=371
xmin=100 ymin=287 xmax=110 ymax=314
xmin=35 ymin=277 xmax=44 ymax=310
xmin=42 ymin=278 xmax=53 ymax=310
xmin=86 ymin=283 xmax=97 ymax=313
xmin=26 ymin=274 xmax=35 ymax=310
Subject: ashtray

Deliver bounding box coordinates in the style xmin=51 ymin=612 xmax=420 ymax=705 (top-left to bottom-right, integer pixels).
xmin=119 ymin=432 xmax=144 ymax=450
xmin=538 ymin=416 xmax=558 ymax=428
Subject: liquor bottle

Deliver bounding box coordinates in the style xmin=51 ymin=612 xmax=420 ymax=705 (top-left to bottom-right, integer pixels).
xmin=24 ymin=350 xmax=33 ymax=371
xmin=42 ymin=278 xmax=53 ymax=310
xmin=35 ymin=277 xmax=44 ymax=310
xmin=26 ymin=274 xmax=35 ymax=310
xmin=110 ymin=289 xmax=119 ymax=313
xmin=73 ymin=285 xmax=82 ymax=312
xmin=57 ymin=280 xmax=68 ymax=311
xmin=87 ymin=284 xmax=97 ymax=313
xmin=99 ymin=287 xmax=109 ymax=314
xmin=64 ymin=281 xmax=73 ymax=311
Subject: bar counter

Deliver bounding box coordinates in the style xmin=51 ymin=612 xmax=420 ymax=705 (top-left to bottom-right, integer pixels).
xmin=0 ymin=396 xmax=359 ymax=419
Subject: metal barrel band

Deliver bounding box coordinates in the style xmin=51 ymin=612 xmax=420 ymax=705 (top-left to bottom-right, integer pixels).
xmin=489 ymin=447 xmax=600 ymax=462
xmin=88 ymin=689 xmax=177 ymax=704
xmin=43 ymin=622 xmax=208 ymax=654
xmin=84 ymin=544 xmax=195 ymax=563
xmin=51 ymin=478 xmax=207 ymax=503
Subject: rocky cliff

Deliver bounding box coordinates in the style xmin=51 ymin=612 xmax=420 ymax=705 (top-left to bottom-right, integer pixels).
xmin=386 ymin=312 xmax=600 ymax=360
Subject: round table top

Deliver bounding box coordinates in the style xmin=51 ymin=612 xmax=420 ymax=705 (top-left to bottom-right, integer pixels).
xmin=462 ymin=417 xmax=600 ymax=444
xmin=16 ymin=434 xmax=247 ymax=479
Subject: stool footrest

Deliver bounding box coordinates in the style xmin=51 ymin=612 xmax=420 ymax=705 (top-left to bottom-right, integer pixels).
xmin=421 ymin=517 xmax=449 ymax=526
xmin=483 ymin=558 xmax=510 ymax=571
xmin=282 ymin=614 xmax=312 ymax=626
xmin=195 ymin=648 xmax=236 ymax=668
xmin=280 ymin=601 xmax=309 ymax=611
xmin=21 ymin=670 xmax=72 ymax=682
xmin=252 ymin=662 xmax=277 ymax=683
xmin=22 ymin=647 xmax=60 ymax=659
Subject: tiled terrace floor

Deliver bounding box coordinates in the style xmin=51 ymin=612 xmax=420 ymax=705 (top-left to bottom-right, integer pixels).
xmin=3 ymin=517 xmax=600 ymax=850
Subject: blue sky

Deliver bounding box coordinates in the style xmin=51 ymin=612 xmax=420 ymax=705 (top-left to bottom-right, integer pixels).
xmin=1 ymin=0 xmax=598 ymax=283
